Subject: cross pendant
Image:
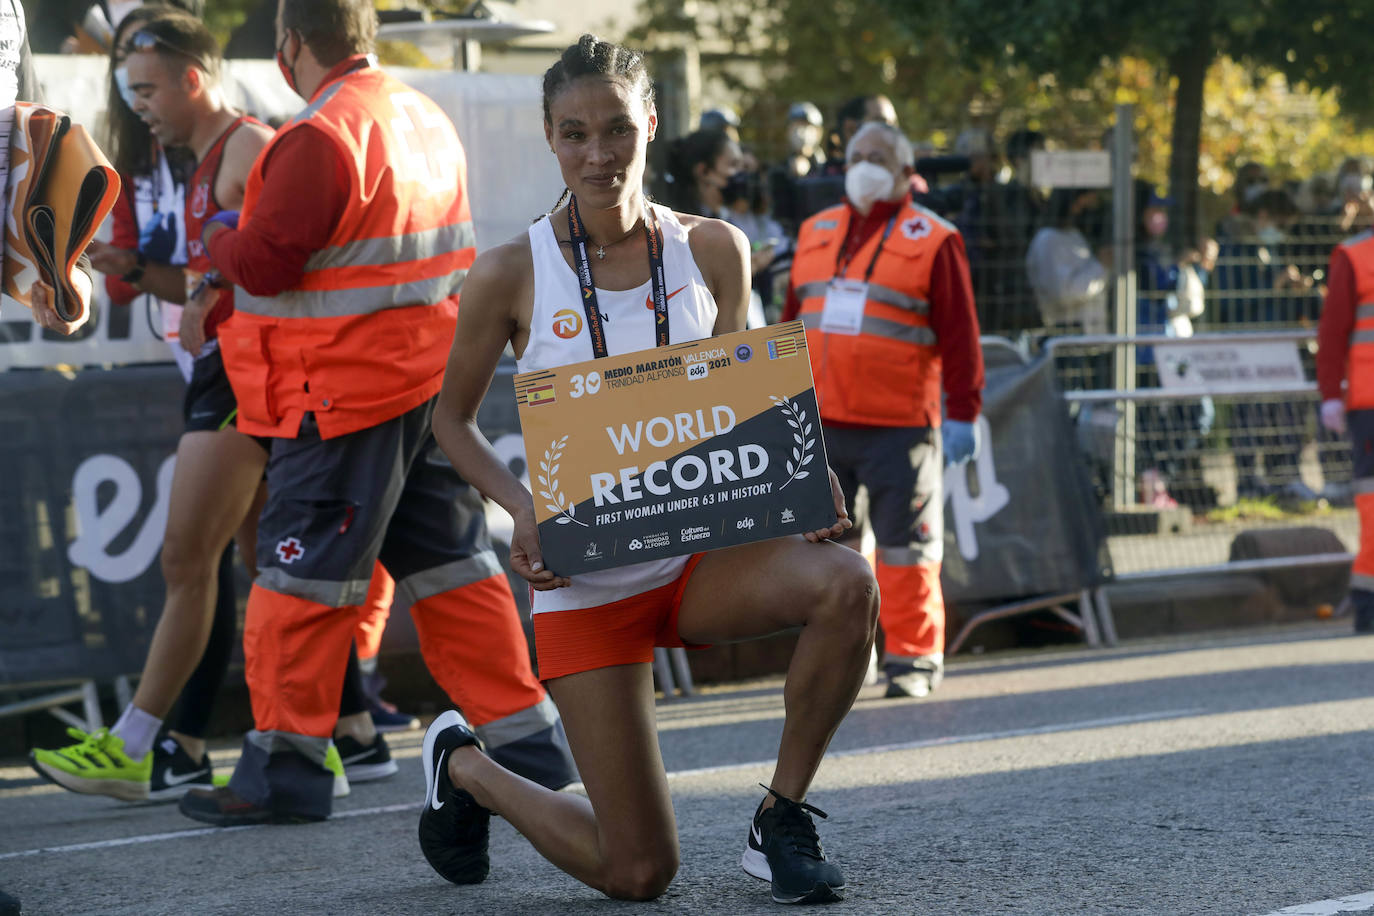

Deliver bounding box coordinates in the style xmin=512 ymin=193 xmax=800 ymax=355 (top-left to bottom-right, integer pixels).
xmin=596 ymin=246 xmax=607 ymax=260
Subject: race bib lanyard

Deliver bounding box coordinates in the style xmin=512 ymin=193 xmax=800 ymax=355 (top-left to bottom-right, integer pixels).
xmin=820 ymin=206 xmax=899 ymax=336
xmin=567 ymin=194 xmax=669 ymax=359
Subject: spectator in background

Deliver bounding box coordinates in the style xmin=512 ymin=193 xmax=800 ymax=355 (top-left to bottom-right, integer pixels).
xmin=821 ymin=94 xmax=898 ymax=175
xmin=950 ymin=128 xmax=1000 ymax=316
xmin=1334 ymin=159 xmax=1374 ymax=234
xmin=1025 ymin=187 xmax=1109 ymax=334
xmin=1218 ymin=161 xmax=1271 ymax=240
xmin=722 ymin=146 xmax=787 ymax=325
xmin=28 ymin=0 xmax=202 ymax=54
xmin=1213 ymin=188 xmax=1318 ymax=502
xmin=1134 ymin=182 xmax=1216 ymax=507
xmin=662 ymin=128 xmax=741 ymax=219
xmin=979 ymin=128 xmax=1046 ymax=334
xmin=768 ymin=101 xmax=824 ymax=233
xmin=1213 ymin=189 xmax=1306 ymax=326
xmin=781 ymin=101 xmax=824 ymax=179
xmin=699 ymin=106 xmax=739 ymax=141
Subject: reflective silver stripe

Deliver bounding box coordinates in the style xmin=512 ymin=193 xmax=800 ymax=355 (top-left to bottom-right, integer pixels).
xmin=234 ymin=268 xmax=468 ymax=319
xmin=474 ymin=696 xmax=561 ymax=749
xmin=1353 ymin=329 xmax=1374 ymax=344
xmin=256 ymin=568 xmax=375 ymax=608
xmin=291 ymin=81 xmax=346 ymax=124
xmin=1354 ymin=478 xmax=1374 ymax=495
xmin=1358 ymin=303 xmax=1374 ymax=321
xmin=799 ymin=311 xmax=937 ymax=345
xmin=883 ymin=651 xmax=944 ymax=668
xmin=868 ymin=283 xmax=930 ymax=313
xmin=305 ymin=222 xmax=476 ymax=272
xmin=877 ymin=545 xmax=941 ymax=567
xmin=1351 ymin=573 xmax=1374 ymax=592
xmin=245 ymin=729 xmax=332 ymax=766
xmin=794 ymin=280 xmax=929 ymax=314
xmin=394 ymin=550 xmax=504 ymax=607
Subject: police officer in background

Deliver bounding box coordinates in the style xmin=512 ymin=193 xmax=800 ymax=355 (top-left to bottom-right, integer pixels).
xmin=783 ymin=122 xmax=985 ymax=698
xmin=178 ymin=0 xmax=574 ymax=826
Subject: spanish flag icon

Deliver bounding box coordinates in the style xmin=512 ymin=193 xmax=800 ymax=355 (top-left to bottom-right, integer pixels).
xmin=526 ymin=383 xmax=556 ymax=406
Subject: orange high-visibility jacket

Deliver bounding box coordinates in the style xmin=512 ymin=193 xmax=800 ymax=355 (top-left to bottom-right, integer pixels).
xmin=220 ymin=64 xmax=475 ymax=439
xmin=792 ymin=199 xmax=952 ymax=427
xmin=1344 ymin=232 xmax=1374 ymax=409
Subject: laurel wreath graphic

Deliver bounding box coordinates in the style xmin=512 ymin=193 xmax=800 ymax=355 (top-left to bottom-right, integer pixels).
xmin=770 ymin=395 xmax=814 ymax=490
xmin=538 ymin=436 xmax=588 ymax=527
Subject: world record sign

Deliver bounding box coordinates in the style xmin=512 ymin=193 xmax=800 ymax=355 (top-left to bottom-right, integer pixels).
xmin=514 ymin=320 xmax=836 ymax=575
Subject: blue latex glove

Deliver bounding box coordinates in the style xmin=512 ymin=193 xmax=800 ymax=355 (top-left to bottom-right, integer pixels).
xmin=201 ymin=210 xmax=240 ymax=246
xmin=943 ymin=419 xmax=980 ymax=466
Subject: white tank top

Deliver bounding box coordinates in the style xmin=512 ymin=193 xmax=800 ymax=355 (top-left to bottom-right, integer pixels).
xmin=519 ymin=203 xmax=719 ymax=614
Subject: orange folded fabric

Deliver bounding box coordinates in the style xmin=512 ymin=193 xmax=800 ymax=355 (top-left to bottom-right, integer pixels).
xmin=3 ymin=103 xmax=121 ymax=322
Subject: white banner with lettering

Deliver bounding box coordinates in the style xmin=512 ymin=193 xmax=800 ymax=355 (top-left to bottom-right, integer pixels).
xmin=1154 ymin=340 xmax=1307 ymax=394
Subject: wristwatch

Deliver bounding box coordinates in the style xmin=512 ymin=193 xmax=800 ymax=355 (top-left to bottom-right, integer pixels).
xmin=120 ymin=252 xmax=147 ymax=284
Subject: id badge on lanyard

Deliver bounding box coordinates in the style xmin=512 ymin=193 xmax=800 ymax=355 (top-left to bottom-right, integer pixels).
xmin=819 ymin=279 xmax=867 ymax=335
xmin=819 ymin=208 xmax=898 ymax=336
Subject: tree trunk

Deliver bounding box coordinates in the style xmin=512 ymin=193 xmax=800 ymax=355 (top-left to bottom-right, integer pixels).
xmin=1166 ymin=35 xmax=1212 ymax=249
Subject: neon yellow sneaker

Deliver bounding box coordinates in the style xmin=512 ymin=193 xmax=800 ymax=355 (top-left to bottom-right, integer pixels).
xmin=29 ymin=727 xmax=152 ymax=802
xmin=325 ymin=742 xmax=350 ymax=798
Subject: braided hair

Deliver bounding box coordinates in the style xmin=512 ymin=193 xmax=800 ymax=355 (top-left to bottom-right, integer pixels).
xmin=540 ymin=34 xmax=655 ymax=217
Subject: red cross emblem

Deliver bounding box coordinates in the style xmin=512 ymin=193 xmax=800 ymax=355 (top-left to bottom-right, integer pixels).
xmin=390 ymin=91 xmax=460 ymax=194
xmin=901 ymin=216 xmax=932 ymax=241
xmin=275 ymin=537 xmax=305 ymax=564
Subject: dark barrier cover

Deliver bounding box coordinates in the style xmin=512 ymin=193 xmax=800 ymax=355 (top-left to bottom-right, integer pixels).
xmin=0 ymin=347 xmax=1109 ymax=687
xmin=0 ymin=366 xmax=183 ymax=685
xmin=939 ymin=345 xmax=1112 ymax=602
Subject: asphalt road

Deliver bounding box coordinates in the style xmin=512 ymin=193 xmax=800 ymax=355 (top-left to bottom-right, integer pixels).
xmin=3 ymin=624 xmax=1372 ymax=916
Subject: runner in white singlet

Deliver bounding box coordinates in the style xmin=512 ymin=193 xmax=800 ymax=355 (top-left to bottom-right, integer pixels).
xmin=423 ymin=33 xmax=879 ymax=907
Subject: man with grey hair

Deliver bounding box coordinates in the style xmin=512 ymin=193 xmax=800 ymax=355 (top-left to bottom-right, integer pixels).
xmin=783 ymin=120 xmax=985 ymax=698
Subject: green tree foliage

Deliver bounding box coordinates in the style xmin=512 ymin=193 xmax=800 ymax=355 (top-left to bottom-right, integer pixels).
xmin=882 ymin=0 xmax=1371 ymax=241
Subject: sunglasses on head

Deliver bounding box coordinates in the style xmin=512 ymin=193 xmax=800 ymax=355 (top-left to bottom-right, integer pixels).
xmin=123 ymin=29 xmax=209 ymax=70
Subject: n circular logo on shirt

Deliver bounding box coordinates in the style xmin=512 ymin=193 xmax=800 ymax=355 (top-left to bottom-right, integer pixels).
xmin=552 ymin=309 xmax=583 ymax=339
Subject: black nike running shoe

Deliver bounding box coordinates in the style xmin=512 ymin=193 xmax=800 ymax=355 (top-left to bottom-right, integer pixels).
xmin=418 ymin=710 xmax=491 ymax=885
xmin=148 ymin=734 xmax=216 ymax=801
xmin=741 ymin=786 xmax=846 ymax=904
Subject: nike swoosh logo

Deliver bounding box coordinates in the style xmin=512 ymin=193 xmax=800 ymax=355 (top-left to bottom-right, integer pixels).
xmin=645 ymin=285 xmax=688 ymax=311
xmin=340 ymin=750 xmax=374 ymax=766
xmin=751 ymin=823 xmax=764 ymax=847
xmin=160 ymin=767 xmax=207 ymax=788
xmin=430 ymin=748 xmax=449 ymax=811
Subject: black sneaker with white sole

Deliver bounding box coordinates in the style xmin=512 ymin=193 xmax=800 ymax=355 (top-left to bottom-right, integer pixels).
xmin=334 ymin=733 xmax=399 ymax=783
xmin=418 ymin=710 xmax=491 ymax=885
xmin=148 ymin=736 xmax=214 ymax=801
xmin=741 ymin=786 xmax=845 ymax=904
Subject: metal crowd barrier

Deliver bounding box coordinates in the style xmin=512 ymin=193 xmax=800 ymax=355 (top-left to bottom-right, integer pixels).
xmin=1046 ymin=330 xmax=1355 ymax=637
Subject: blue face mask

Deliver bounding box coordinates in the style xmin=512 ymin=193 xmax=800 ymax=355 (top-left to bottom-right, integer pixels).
xmin=114 ymin=66 xmax=137 ymax=110
xmin=1257 ymin=225 xmax=1285 ymax=247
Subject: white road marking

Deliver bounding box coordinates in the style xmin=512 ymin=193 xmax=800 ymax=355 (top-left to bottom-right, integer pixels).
xmin=1257 ymin=891 xmax=1374 ymax=915
xmin=0 ymin=708 xmax=1202 ymax=861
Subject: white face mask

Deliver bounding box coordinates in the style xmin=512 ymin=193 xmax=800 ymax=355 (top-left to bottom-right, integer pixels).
xmin=844 ymin=161 xmax=896 ymax=214
xmin=114 ymin=66 xmax=137 ymax=110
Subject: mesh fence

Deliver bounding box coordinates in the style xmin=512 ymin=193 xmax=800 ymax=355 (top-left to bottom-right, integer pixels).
xmin=1051 ymin=337 xmax=1356 ymax=578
